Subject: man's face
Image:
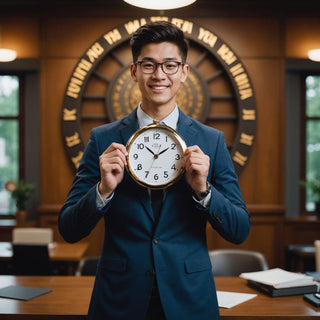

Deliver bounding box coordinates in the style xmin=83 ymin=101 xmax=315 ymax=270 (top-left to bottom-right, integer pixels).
xmin=130 ymin=42 xmax=189 ymax=111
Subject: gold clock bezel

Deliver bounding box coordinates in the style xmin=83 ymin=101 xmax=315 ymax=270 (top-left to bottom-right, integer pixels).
xmin=126 ymin=123 xmax=187 ymax=190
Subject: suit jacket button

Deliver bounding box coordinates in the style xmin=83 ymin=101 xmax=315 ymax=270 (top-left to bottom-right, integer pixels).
xmin=153 ymin=237 xmax=160 ymax=244
xmin=146 ymin=270 xmax=153 ymax=276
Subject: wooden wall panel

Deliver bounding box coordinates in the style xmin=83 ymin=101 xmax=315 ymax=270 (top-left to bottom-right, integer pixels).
xmin=196 ymin=17 xmax=281 ymax=57
xmin=0 ymin=17 xmax=39 ymax=58
xmin=285 ymin=18 xmax=320 ymax=58
xmin=40 ymin=59 xmax=78 ymax=205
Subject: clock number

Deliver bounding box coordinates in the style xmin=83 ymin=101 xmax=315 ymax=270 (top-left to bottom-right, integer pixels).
xmin=133 ymin=153 xmax=138 ymax=160
xmin=164 ymin=171 xmax=168 ymax=178
xmin=154 ymin=174 xmax=159 ymax=181
xmin=137 ymin=143 xmax=144 ymax=150
xmin=137 ymin=164 xmax=142 ymax=170
xmin=153 ymin=132 xmax=160 ymax=140
xmin=175 ymin=154 xmax=180 ymax=160
xmin=171 ymin=143 xmax=176 ymax=150
xmin=144 ymin=136 xmax=149 ymax=143
xmin=171 ymin=164 xmax=176 ymax=171
xmin=145 ymin=171 xmax=149 ymax=178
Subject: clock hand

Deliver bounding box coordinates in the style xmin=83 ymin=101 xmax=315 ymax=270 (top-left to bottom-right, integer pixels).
xmin=158 ymin=147 xmax=169 ymax=156
xmin=145 ymin=146 xmax=155 ymax=156
xmin=146 ymin=145 xmax=161 ymax=174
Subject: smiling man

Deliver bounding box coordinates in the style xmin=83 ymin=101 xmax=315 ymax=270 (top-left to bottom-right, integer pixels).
xmin=59 ymin=21 xmax=251 ymax=320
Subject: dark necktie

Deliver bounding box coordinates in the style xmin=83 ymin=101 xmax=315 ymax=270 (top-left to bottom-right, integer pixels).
xmin=151 ymin=189 xmax=163 ymax=223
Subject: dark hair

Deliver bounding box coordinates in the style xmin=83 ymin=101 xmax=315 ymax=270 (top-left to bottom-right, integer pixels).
xmin=130 ymin=21 xmax=188 ymax=63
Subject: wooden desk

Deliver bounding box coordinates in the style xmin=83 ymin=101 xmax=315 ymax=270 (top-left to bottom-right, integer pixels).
xmin=0 ymin=242 xmax=89 ymax=275
xmin=0 ymin=276 xmax=319 ymax=319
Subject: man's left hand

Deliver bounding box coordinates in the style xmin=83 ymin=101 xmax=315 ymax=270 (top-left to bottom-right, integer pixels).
xmin=183 ymin=145 xmax=210 ymax=198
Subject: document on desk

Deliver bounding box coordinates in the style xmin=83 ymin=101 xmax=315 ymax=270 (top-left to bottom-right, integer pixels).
xmin=217 ymin=291 xmax=257 ymax=308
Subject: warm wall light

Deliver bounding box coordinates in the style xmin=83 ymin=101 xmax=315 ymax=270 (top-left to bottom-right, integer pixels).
xmin=0 ymin=48 xmax=17 ymax=62
xmin=0 ymin=27 xmax=17 ymax=62
xmin=308 ymin=49 xmax=320 ymax=62
xmin=123 ymin=0 xmax=197 ymax=10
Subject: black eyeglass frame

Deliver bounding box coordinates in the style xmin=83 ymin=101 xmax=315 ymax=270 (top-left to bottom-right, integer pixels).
xmin=135 ymin=60 xmax=185 ymax=75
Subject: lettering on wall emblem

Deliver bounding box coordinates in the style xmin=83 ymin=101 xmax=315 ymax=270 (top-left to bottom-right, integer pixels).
xmin=62 ymin=17 xmax=257 ymax=175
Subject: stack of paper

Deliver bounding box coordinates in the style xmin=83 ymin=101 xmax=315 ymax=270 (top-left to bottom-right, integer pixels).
xmin=240 ymin=268 xmax=319 ymax=297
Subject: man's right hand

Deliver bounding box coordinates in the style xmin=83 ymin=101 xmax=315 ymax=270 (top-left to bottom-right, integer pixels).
xmin=98 ymin=142 xmax=128 ymax=198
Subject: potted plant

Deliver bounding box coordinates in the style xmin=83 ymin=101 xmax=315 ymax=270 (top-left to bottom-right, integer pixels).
xmin=300 ymin=173 xmax=320 ymax=216
xmin=5 ymin=180 xmax=34 ymax=225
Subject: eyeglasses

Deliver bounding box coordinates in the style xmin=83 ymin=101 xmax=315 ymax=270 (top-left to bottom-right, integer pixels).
xmin=135 ymin=60 xmax=185 ymax=75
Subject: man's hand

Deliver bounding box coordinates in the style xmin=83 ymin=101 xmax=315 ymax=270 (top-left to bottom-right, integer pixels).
xmin=98 ymin=143 xmax=128 ymax=198
xmin=183 ymin=145 xmax=210 ymax=198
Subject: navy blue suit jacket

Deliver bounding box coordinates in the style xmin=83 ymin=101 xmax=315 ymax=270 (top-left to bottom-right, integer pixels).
xmin=59 ymin=108 xmax=250 ymax=320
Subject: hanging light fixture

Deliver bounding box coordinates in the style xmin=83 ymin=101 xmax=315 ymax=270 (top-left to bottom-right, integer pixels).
xmin=123 ymin=0 xmax=197 ymax=10
xmin=0 ymin=27 xmax=17 ymax=63
xmin=308 ymin=49 xmax=320 ymax=62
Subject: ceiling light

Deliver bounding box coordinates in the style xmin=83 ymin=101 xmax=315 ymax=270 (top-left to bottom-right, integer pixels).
xmin=123 ymin=0 xmax=197 ymax=10
xmin=308 ymin=49 xmax=320 ymax=62
xmin=0 ymin=48 xmax=17 ymax=62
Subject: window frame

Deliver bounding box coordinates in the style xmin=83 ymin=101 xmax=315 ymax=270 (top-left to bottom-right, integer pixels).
xmin=0 ymin=59 xmax=40 ymax=220
xmin=0 ymin=73 xmax=25 ymax=216
xmin=300 ymin=72 xmax=320 ymax=215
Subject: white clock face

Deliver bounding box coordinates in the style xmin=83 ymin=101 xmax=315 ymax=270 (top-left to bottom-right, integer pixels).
xmin=126 ymin=124 xmax=187 ymax=189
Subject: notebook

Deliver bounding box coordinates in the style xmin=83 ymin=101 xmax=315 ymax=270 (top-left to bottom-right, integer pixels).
xmin=0 ymin=285 xmax=52 ymax=301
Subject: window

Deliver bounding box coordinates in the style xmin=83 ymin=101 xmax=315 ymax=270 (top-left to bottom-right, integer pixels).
xmin=0 ymin=75 xmax=22 ymax=215
xmin=302 ymin=74 xmax=320 ymax=212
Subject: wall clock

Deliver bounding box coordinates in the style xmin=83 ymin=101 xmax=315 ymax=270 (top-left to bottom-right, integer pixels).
xmin=62 ymin=17 xmax=257 ymax=176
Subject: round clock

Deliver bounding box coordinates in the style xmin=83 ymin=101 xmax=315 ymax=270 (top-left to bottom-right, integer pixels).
xmin=126 ymin=122 xmax=187 ymax=189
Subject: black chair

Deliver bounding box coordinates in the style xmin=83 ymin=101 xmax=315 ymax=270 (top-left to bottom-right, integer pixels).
xmin=75 ymin=257 xmax=99 ymax=276
xmin=12 ymin=244 xmax=52 ymax=275
xmin=209 ymin=249 xmax=268 ymax=276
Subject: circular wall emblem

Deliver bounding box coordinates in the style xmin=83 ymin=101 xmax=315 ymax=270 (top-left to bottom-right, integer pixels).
xmin=62 ymin=17 xmax=257 ymax=176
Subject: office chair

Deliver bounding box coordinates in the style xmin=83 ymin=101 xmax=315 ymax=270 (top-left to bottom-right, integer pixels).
xmin=209 ymin=249 xmax=268 ymax=276
xmin=12 ymin=227 xmax=54 ymax=275
xmin=75 ymin=256 xmax=99 ymax=276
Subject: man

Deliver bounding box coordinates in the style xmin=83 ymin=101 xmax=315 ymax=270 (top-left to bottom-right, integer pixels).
xmin=59 ymin=21 xmax=250 ymax=320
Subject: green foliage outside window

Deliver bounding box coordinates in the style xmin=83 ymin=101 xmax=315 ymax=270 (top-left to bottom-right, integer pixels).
xmin=0 ymin=75 xmax=19 ymax=214
xmin=305 ymin=76 xmax=320 ymax=211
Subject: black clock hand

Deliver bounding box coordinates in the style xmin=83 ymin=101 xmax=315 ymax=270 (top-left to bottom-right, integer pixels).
xmin=158 ymin=147 xmax=169 ymax=156
xmin=145 ymin=146 xmax=155 ymax=156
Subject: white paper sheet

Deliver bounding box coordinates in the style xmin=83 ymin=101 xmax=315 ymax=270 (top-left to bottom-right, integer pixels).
xmin=217 ymin=291 xmax=257 ymax=308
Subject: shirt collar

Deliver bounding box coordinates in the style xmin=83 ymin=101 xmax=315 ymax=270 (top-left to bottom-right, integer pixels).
xmin=137 ymin=104 xmax=179 ymax=130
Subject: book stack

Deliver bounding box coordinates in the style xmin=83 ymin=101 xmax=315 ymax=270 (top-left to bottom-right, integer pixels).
xmin=240 ymin=268 xmax=319 ymax=297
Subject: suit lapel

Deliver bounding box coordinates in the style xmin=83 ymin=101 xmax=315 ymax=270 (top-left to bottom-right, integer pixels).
xmin=119 ymin=109 xmax=155 ymax=222
xmin=176 ymin=109 xmax=199 ymax=146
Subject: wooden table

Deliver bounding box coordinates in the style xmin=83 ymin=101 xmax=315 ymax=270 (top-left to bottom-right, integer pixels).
xmin=0 ymin=242 xmax=89 ymax=275
xmin=0 ymin=276 xmax=319 ymax=319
